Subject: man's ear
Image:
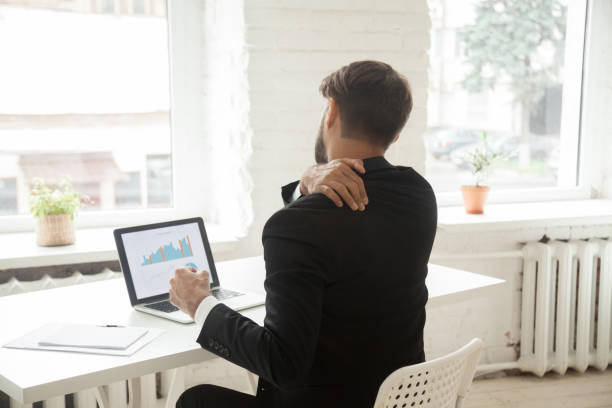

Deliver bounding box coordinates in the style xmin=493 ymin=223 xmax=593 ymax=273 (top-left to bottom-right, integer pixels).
xmin=391 ymin=133 xmax=400 ymax=144
xmin=326 ymin=98 xmax=339 ymax=128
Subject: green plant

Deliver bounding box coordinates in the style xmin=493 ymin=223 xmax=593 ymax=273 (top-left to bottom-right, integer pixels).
xmin=465 ymin=132 xmax=506 ymax=186
xmin=29 ymin=178 xmax=88 ymax=219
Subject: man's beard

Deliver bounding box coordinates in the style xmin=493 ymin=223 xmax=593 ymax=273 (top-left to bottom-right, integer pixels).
xmin=315 ymin=114 xmax=328 ymax=164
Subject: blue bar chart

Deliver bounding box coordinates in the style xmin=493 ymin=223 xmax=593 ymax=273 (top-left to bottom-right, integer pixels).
xmin=141 ymin=235 xmax=193 ymax=266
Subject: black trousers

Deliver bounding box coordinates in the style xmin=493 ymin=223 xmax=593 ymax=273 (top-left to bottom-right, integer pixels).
xmin=176 ymin=384 xmax=259 ymax=408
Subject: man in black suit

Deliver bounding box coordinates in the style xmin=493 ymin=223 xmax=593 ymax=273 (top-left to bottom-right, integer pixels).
xmin=169 ymin=60 xmax=437 ymax=407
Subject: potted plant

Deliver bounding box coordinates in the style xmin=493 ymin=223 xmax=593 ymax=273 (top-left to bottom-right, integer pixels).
xmin=461 ymin=132 xmax=505 ymax=214
xmin=29 ymin=179 xmax=88 ymax=246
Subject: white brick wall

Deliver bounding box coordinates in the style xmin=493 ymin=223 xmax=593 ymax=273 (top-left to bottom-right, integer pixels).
xmin=229 ymin=0 xmax=431 ymax=258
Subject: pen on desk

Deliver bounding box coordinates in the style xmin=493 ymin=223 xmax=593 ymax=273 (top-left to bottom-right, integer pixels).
xmin=98 ymin=325 xmax=125 ymax=328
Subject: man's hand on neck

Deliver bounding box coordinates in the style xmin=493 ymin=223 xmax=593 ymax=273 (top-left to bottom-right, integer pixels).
xmin=299 ymin=159 xmax=368 ymax=210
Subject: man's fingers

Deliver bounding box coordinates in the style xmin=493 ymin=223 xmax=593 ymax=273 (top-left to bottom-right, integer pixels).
xmin=338 ymin=158 xmax=365 ymax=174
xmin=168 ymin=287 xmax=177 ymax=306
xmin=328 ymin=181 xmax=359 ymax=210
xmin=197 ymin=270 xmax=211 ymax=286
xmin=341 ymin=168 xmax=367 ymax=209
xmin=343 ymin=178 xmax=364 ymax=211
xmin=174 ymin=267 xmax=188 ymax=277
xmin=317 ymin=185 xmax=343 ymax=207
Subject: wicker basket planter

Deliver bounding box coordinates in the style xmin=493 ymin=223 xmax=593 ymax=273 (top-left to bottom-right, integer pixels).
xmin=36 ymin=214 xmax=75 ymax=246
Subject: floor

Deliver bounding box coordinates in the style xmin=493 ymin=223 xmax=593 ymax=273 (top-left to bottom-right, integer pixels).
xmin=166 ymin=360 xmax=612 ymax=408
xmin=465 ymin=368 xmax=612 ymax=408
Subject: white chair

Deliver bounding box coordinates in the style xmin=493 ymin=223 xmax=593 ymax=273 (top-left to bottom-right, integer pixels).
xmin=373 ymin=338 xmax=483 ymax=408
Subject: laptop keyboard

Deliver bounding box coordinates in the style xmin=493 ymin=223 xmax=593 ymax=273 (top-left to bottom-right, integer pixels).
xmin=144 ymin=288 xmax=244 ymax=314
xmin=212 ymin=288 xmax=244 ymax=301
xmin=145 ymin=300 xmax=179 ymax=313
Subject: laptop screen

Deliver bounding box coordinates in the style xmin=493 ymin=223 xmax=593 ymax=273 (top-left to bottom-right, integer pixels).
xmin=119 ymin=221 xmax=214 ymax=301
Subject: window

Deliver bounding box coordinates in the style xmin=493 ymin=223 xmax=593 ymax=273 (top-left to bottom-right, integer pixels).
xmin=426 ymin=0 xmax=588 ymax=203
xmin=0 ymin=0 xmax=177 ymax=229
xmin=1 ymin=1 xmax=250 ymax=235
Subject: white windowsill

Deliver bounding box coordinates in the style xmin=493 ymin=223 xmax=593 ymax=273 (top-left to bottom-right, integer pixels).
xmin=437 ymin=199 xmax=612 ymax=232
xmin=2 ymin=200 xmax=611 ymax=270
xmin=0 ymin=224 xmax=238 ymax=270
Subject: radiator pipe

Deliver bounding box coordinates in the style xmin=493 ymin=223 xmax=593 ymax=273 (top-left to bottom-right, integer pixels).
xmin=474 ymin=362 xmax=520 ymax=377
xmin=430 ymin=250 xmax=523 ymax=261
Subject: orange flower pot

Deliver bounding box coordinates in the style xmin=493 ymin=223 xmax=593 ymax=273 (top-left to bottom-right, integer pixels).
xmin=460 ymin=185 xmax=490 ymax=214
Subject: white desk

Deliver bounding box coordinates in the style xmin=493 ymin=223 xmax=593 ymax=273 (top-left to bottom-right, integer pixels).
xmin=0 ymin=256 xmax=504 ymax=407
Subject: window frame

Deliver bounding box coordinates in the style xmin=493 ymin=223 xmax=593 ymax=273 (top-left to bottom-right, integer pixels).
xmin=0 ymin=0 xmax=209 ymax=233
xmin=432 ymin=0 xmax=594 ymax=207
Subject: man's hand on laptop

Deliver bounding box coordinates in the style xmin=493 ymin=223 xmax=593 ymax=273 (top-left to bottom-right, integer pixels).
xmin=169 ymin=266 xmax=211 ymax=319
xmin=299 ymin=159 xmax=368 ymax=211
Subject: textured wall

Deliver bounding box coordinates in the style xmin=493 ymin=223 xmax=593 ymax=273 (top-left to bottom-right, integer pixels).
xmin=233 ymin=0 xmax=431 ymax=256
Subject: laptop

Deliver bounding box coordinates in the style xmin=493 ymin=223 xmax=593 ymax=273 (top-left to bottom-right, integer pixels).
xmin=114 ymin=217 xmax=265 ymax=324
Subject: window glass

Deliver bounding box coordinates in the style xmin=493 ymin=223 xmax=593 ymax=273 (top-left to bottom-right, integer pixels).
xmin=0 ymin=0 xmax=171 ymax=216
xmin=101 ymin=0 xmax=115 ymax=14
xmin=0 ymin=178 xmax=17 ymax=215
xmin=426 ymin=0 xmax=577 ymax=192
xmin=133 ymin=0 xmax=146 ymax=14
xmin=146 ymin=154 xmax=173 ymax=208
xmin=115 ymin=172 xmax=142 ymax=208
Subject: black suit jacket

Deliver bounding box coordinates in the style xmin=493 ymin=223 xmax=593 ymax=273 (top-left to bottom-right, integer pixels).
xmin=197 ymin=156 xmax=437 ymax=407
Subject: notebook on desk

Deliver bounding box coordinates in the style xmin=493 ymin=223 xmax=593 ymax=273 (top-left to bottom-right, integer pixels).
xmin=3 ymin=323 xmax=163 ymax=357
xmin=38 ymin=324 xmax=148 ymax=350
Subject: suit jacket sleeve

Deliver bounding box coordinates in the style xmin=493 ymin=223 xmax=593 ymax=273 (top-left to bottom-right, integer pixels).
xmin=196 ymin=208 xmax=327 ymax=389
xmin=281 ymin=180 xmax=300 ymax=206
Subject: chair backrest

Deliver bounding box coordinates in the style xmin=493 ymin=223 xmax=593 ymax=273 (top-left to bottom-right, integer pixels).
xmin=373 ymin=338 xmax=483 ymax=408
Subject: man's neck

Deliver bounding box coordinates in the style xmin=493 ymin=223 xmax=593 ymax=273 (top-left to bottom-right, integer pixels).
xmin=327 ymin=138 xmax=385 ymax=161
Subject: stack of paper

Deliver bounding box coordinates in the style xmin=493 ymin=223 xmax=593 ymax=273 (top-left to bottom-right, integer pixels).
xmin=3 ymin=323 xmax=164 ymax=356
xmin=39 ymin=325 xmax=148 ymax=350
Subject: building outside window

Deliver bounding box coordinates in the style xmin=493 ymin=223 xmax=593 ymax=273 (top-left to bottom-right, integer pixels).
xmin=146 ymin=154 xmax=172 ymax=208
xmin=115 ymin=171 xmax=142 ymax=208
xmin=0 ymin=178 xmax=17 ymax=215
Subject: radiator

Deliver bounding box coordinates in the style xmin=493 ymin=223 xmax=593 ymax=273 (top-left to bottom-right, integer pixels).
xmin=520 ymin=239 xmax=612 ymax=376
xmin=0 ymin=270 xmax=121 ymax=297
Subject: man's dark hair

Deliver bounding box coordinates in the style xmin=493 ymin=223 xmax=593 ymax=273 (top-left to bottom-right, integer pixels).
xmin=319 ymin=60 xmax=413 ymax=147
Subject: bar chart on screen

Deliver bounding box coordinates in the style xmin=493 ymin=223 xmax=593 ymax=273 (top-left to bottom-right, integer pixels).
xmin=141 ymin=235 xmax=194 ymax=266
xmin=121 ymin=222 xmax=212 ymax=299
